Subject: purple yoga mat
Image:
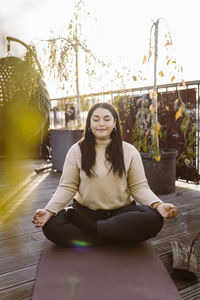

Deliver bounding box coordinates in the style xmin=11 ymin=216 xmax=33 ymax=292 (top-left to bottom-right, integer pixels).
xmin=32 ymin=240 xmax=182 ymax=300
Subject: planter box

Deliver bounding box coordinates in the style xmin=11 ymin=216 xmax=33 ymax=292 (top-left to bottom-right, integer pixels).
xmin=141 ymin=149 xmax=178 ymax=195
xmin=50 ymin=129 xmax=83 ymax=171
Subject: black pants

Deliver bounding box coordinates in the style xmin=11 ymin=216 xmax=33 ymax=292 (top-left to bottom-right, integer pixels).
xmin=42 ymin=200 xmax=163 ymax=247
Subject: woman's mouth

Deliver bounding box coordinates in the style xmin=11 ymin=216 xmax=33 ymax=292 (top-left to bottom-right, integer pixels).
xmin=97 ymin=129 xmax=106 ymax=131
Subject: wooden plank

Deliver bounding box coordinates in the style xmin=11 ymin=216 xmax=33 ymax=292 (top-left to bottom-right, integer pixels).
xmin=0 ymin=251 xmax=41 ymax=275
xmin=0 ymin=265 xmax=38 ymax=291
xmin=0 ymin=225 xmax=42 ymax=241
xmin=0 ymin=240 xmax=44 ymax=258
xmin=180 ymin=282 xmax=200 ymax=300
xmin=0 ymin=281 xmax=34 ymax=300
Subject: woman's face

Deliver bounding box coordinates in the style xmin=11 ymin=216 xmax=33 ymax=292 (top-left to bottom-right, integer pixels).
xmin=90 ymin=107 xmax=116 ymax=140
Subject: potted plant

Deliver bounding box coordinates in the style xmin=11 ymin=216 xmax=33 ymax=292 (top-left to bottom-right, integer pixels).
xmin=114 ymin=18 xmax=192 ymax=195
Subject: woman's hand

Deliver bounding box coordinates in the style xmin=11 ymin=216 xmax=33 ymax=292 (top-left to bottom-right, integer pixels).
xmin=156 ymin=203 xmax=178 ymax=219
xmin=32 ymin=209 xmax=54 ymax=227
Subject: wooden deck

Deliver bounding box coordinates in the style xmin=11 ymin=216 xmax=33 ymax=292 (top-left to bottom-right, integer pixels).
xmin=0 ymin=159 xmax=200 ymax=300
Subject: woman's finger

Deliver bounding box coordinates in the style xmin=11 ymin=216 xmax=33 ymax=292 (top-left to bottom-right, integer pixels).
xmin=167 ymin=209 xmax=177 ymax=218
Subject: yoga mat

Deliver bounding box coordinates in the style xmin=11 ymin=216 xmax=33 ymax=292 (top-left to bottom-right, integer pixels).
xmin=32 ymin=240 xmax=182 ymax=300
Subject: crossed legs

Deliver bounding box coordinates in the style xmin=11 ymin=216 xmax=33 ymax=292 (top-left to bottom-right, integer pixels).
xmin=42 ymin=202 xmax=163 ymax=247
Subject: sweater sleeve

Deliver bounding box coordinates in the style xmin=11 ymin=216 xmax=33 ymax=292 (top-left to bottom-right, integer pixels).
xmin=127 ymin=147 xmax=161 ymax=207
xmin=45 ymin=144 xmax=80 ymax=214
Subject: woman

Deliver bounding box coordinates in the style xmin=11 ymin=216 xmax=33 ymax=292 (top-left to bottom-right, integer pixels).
xmin=32 ymin=102 xmax=177 ymax=247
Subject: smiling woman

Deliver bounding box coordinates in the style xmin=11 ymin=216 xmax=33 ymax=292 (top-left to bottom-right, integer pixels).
xmin=32 ymin=102 xmax=177 ymax=248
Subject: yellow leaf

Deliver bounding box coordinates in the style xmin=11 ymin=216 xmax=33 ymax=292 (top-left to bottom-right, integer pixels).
xmin=182 ymin=79 xmax=186 ymax=88
xmin=166 ymin=55 xmax=169 ymax=60
xmin=149 ymin=91 xmax=153 ymax=99
xmin=165 ymin=105 xmax=169 ymax=111
xmin=171 ymin=75 xmax=175 ymax=82
xmin=175 ymin=98 xmax=179 ymax=104
xmin=184 ymin=158 xmax=190 ymax=166
xmin=153 ymin=90 xmax=158 ymax=100
xmin=155 ymin=156 xmax=160 ymax=162
xmin=149 ymin=104 xmax=154 ymax=112
xmin=132 ymin=75 xmax=137 ymax=81
xmin=155 ymin=122 xmax=161 ymax=137
xmin=156 ymin=122 xmax=161 ymax=130
xmin=142 ymin=55 xmax=147 ymax=64
xmin=175 ymin=106 xmax=182 ymax=120
xmin=159 ymin=71 xmax=164 ymax=77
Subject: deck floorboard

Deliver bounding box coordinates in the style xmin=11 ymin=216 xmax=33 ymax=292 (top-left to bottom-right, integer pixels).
xmin=0 ymin=160 xmax=200 ymax=299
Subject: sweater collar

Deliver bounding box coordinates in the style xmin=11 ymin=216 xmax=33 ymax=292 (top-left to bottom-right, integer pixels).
xmin=95 ymin=138 xmax=112 ymax=147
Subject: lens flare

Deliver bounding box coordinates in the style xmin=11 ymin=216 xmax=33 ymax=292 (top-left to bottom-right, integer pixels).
xmin=71 ymin=239 xmax=91 ymax=248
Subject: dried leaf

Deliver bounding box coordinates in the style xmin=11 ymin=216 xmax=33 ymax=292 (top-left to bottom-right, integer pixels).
xmin=132 ymin=75 xmax=137 ymax=81
xmin=149 ymin=91 xmax=153 ymax=99
xmin=171 ymin=75 xmax=175 ymax=82
xmin=137 ymin=98 xmax=142 ymax=105
xmin=159 ymin=70 xmax=164 ymax=77
xmin=176 ymin=192 xmax=183 ymax=196
xmin=142 ymin=55 xmax=147 ymax=64
xmin=175 ymin=106 xmax=182 ymax=120
xmin=165 ymin=105 xmax=169 ymax=111
xmin=148 ymin=49 xmax=152 ymax=58
xmin=182 ymin=79 xmax=186 ymax=88
xmin=164 ymin=40 xmax=170 ymax=47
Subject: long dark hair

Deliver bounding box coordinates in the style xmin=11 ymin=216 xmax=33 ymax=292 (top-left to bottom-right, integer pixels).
xmin=79 ymin=102 xmax=125 ymax=177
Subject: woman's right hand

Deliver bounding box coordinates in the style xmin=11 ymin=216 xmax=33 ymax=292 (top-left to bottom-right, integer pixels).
xmin=32 ymin=209 xmax=54 ymax=228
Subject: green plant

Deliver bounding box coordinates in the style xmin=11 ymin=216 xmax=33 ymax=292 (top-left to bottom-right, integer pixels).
xmin=130 ymin=18 xmax=187 ymax=160
xmin=175 ymin=97 xmax=196 ymax=168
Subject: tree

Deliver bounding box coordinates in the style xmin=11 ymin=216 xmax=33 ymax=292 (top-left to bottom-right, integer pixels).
xmin=134 ymin=17 xmax=185 ymax=159
xmin=39 ymin=0 xmax=110 ymax=127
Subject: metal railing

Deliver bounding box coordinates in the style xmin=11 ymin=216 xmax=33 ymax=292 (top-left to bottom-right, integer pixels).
xmin=49 ymin=80 xmax=200 ymax=182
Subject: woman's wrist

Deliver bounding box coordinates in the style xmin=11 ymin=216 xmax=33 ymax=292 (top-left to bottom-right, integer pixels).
xmin=45 ymin=209 xmax=56 ymax=216
xmin=151 ymin=201 xmax=163 ymax=210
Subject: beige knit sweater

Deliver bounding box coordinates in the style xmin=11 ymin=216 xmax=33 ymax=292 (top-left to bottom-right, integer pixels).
xmin=45 ymin=139 xmax=161 ymax=214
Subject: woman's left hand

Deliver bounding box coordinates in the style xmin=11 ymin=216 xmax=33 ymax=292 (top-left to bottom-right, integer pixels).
xmin=156 ymin=203 xmax=178 ymax=219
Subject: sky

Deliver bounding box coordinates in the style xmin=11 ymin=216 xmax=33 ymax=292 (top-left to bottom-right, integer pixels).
xmin=1 ymin=0 xmax=200 ymax=98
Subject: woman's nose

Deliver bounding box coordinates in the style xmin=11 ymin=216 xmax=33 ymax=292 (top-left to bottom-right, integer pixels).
xmin=99 ymin=119 xmax=105 ymax=125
